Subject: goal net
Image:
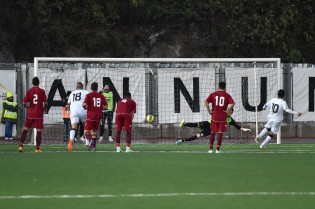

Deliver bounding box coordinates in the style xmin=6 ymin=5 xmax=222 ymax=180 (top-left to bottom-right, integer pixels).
xmin=30 ymin=58 xmax=281 ymax=145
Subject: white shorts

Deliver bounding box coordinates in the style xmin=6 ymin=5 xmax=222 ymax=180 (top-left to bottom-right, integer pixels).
xmin=264 ymin=121 xmax=281 ymax=134
xmin=70 ymin=110 xmax=87 ymax=124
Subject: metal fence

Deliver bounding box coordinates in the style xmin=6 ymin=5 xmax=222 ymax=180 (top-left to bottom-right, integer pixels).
xmin=0 ymin=62 xmax=314 ymax=141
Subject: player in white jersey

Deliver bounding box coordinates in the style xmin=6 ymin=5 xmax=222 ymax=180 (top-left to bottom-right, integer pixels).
xmin=255 ymin=89 xmax=302 ymax=148
xmin=67 ymin=82 xmax=89 ymax=151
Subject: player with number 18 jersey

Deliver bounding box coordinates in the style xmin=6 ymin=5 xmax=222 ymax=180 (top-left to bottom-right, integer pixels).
xmin=83 ymin=91 xmax=107 ymax=130
xmin=68 ymin=89 xmax=89 ymax=123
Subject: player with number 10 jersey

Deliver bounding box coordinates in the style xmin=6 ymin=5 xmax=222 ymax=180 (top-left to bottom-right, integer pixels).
xmin=205 ymin=83 xmax=234 ymax=132
xmin=206 ymin=91 xmax=234 ymax=122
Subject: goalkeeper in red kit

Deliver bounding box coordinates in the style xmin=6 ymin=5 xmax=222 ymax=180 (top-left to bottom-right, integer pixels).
xmin=18 ymin=77 xmax=47 ymax=153
xmin=205 ymin=81 xmax=235 ymax=153
xmin=115 ymin=92 xmax=136 ymax=153
xmin=82 ymin=82 xmax=107 ymax=151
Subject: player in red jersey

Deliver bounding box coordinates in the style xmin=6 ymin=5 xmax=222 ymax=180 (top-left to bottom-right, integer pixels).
xmin=82 ymin=82 xmax=107 ymax=151
xmin=18 ymin=77 xmax=47 ymax=153
xmin=115 ymin=92 xmax=136 ymax=152
xmin=205 ymin=81 xmax=234 ymax=153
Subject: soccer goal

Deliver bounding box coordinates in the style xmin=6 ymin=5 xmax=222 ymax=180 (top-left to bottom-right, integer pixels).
xmin=31 ymin=57 xmax=282 ymax=145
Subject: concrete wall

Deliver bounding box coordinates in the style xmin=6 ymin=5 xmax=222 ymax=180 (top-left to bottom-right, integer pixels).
xmin=281 ymin=123 xmax=315 ymax=137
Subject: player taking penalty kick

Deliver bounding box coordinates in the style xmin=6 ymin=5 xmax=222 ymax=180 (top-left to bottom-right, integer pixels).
xmin=82 ymin=82 xmax=107 ymax=151
xmin=205 ymin=81 xmax=234 ymax=153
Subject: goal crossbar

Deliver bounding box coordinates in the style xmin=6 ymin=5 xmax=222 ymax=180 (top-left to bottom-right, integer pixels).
xmin=33 ymin=57 xmax=282 ymax=144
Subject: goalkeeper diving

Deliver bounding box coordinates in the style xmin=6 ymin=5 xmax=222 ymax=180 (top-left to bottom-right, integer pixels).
xmin=176 ymin=116 xmax=251 ymax=145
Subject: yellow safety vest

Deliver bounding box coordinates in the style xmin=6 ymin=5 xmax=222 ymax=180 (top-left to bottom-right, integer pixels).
xmin=3 ymin=100 xmax=17 ymax=119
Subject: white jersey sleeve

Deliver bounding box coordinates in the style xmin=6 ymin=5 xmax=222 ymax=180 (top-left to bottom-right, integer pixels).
xmin=283 ymin=103 xmax=297 ymax=115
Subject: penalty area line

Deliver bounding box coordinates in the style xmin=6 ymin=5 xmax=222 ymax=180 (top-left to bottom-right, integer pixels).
xmin=1 ymin=192 xmax=315 ymax=199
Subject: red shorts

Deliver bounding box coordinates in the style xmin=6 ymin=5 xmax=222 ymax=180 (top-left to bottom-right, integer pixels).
xmin=84 ymin=119 xmax=100 ymax=131
xmin=211 ymin=120 xmax=227 ymax=133
xmin=115 ymin=114 xmax=133 ymax=132
xmin=25 ymin=117 xmax=44 ymax=129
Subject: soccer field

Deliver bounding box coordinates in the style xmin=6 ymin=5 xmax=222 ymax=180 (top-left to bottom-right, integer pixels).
xmin=0 ymin=143 xmax=314 ymax=209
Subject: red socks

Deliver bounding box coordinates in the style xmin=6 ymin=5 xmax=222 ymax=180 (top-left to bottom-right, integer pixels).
xmin=36 ymin=131 xmax=42 ymax=150
xmin=20 ymin=130 xmax=28 ymax=146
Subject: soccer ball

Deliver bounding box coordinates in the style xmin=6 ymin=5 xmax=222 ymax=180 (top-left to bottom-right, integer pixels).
xmin=146 ymin=115 xmax=154 ymax=123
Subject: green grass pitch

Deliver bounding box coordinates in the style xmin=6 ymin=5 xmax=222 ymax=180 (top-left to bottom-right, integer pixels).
xmin=0 ymin=143 xmax=314 ymax=209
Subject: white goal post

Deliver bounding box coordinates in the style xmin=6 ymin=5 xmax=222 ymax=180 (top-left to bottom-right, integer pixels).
xmin=33 ymin=57 xmax=282 ymax=144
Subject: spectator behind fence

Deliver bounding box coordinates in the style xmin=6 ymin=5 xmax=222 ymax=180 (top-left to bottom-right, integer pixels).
xmin=62 ymin=91 xmax=71 ymax=142
xmin=1 ymin=92 xmax=18 ymax=140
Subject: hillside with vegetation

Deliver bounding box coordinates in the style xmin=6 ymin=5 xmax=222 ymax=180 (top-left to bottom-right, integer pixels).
xmin=0 ymin=0 xmax=314 ymax=63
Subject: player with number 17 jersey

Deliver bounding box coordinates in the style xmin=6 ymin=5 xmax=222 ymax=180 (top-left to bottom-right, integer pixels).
xmin=68 ymin=89 xmax=89 ymax=122
xmin=23 ymin=86 xmax=47 ymax=119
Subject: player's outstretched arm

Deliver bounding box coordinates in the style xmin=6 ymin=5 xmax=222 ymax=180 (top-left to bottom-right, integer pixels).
xmin=229 ymin=117 xmax=251 ymax=132
xmin=228 ymin=117 xmax=241 ymax=130
xmin=284 ymin=107 xmax=302 ymax=116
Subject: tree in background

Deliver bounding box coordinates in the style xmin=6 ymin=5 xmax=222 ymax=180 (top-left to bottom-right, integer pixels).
xmin=0 ymin=0 xmax=314 ymax=63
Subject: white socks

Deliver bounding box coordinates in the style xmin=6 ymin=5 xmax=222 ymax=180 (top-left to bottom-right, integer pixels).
xmin=70 ymin=129 xmax=76 ymax=141
xmin=258 ymin=128 xmax=268 ymax=139
xmin=261 ymin=136 xmax=272 ymax=147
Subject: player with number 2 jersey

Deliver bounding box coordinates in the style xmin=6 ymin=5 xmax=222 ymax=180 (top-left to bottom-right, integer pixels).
xmin=23 ymin=80 xmax=47 ymax=127
xmin=19 ymin=77 xmax=47 ymax=153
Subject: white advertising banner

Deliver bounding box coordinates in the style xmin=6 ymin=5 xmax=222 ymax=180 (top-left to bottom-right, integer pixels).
xmin=225 ymin=67 xmax=278 ymax=122
xmin=87 ymin=67 xmax=146 ymax=123
xmin=292 ymin=67 xmax=315 ymax=121
xmin=158 ymin=68 xmax=215 ymax=123
xmin=0 ymin=70 xmax=16 ymax=136
xmin=37 ymin=68 xmax=86 ymax=124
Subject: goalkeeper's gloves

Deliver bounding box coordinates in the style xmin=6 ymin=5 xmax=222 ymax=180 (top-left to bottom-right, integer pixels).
xmin=241 ymin=128 xmax=251 ymax=132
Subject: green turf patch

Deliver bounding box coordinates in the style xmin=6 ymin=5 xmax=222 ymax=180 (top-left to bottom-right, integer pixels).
xmin=1 ymin=144 xmax=314 ymax=209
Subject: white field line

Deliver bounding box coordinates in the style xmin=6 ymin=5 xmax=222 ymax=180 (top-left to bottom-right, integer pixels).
xmin=1 ymin=192 xmax=315 ymax=199
xmin=1 ymin=149 xmax=315 ymax=154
